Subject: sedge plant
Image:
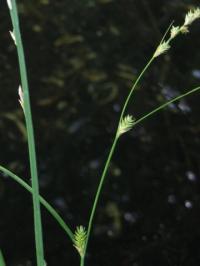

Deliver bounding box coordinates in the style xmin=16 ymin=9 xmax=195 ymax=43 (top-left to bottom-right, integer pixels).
xmin=0 ymin=1 xmax=200 ymax=265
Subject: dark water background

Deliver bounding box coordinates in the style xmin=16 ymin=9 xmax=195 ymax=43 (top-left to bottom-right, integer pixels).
xmin=0 ymin=0 xmax=200 ymax=265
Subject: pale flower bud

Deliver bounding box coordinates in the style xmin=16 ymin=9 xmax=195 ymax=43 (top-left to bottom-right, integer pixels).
xmin=117 ymin=115 xmax=135 ymax=137
xmin=153 ymin=41 xmax=170 ymax=58
xmin=184 ymin=8 xmax=200 ymax=26
xmin=170 ymin=26 xmax=180 ymax=39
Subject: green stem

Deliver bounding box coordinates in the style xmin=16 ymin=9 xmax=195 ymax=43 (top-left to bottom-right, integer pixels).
xmin=118 ymin=56 xmax=154 ymax=124
xmin=0 ymin=165 xmax=74 ymax=242
xmin=8 ymin=1 xmax=44 ymax=265
xmin=80 ymin=257 xmax=84 ymax=266
xmin=83 ymin=136 xmax=118 ymax=264
xmin=116 ymin=20 xmax=173 ymax=128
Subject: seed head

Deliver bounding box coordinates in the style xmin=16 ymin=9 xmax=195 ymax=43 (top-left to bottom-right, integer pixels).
xmin=73 ymin=226 xmax=87 ymax=258
xmin=170 ymin=26 xmax=180 ymax=39
xmin=184 ymin=8 xmax=200 ymax=26
xmin=117 ymin=115 xmax=135 ymax=137
xmin=153 ymin=41 xmax=170 ymax=58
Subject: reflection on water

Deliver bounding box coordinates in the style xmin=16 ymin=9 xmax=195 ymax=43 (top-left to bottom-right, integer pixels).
xmin=186 ymin=170 xmax=197 ymax=182
xmin=167 ymin=194 xmax=177 ymax=205
xmin=184 ymin=200 xmax=193 ymax=209
xmin=192 ymin=69 xmax=200 ymax=79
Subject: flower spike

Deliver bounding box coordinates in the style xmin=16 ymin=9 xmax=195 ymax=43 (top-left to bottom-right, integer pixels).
xmin=73 ymin=226 xmax=87 ymax=258
xmin=153 ymin=41 xmax=170 ymax=58
xmin=184 ymin=8 xmax=200 ymax=26
xmin=153 ymin=8 xmax=200 ymax=58
xmin=117 ymin=115 xmax=135 ymax=137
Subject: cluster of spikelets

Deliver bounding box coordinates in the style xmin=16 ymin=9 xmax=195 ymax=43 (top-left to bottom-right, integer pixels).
xmin=153 ymin=8 xmax=200 ymax=58
xmin=117 ymin=8 xmax=200 ymax=139
xmin=73 ymin=226 xmax=87 ymax=258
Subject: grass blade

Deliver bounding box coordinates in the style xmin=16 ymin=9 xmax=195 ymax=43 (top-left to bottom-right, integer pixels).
xmin=7 ymin=1 xmax=44 ymax=264
xmin=0 ymin=165 xmax=74 ymax=242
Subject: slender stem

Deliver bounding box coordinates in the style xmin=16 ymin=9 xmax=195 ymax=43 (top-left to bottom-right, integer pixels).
xmin=118 ymin=56 xmax=154 ymax=124
xmin=80 ymin=256 xmax=84 ymax=266
xmin=0 ymin=165 xmax=74 ymax=242
xmin=8 ymin=1 xmax=44 ymax=265
xmin=82 ymin=136 xmax=118 ymax=264
xmin=117 ymin=21 xmax=174 ymax=127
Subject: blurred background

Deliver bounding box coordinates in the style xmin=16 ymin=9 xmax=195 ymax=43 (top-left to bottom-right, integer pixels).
xmin=0 ymin=0 xmax=200 ymax=265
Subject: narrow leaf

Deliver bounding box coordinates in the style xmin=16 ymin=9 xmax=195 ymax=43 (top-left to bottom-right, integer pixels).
xmin=0 ymin=165 xmax=74 ymax=242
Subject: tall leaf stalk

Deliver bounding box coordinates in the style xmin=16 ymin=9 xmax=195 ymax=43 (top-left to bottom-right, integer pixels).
xmin=7 ymin=1 xmax=44 ymax=265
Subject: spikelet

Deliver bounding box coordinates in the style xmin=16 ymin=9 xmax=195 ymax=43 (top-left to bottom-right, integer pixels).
xmin=154 ymin=8 xmax=200 ymax=58
xmin=170 ymin=26 xmax=180 ymax=39
xmin=73 ymin=226 xmax=87 ymax=258
xmin=184 ymin=8 xmax=200 ymax=26
xmin=153 ymin=41 xmax=170 ymax=58
xmin=117 ymin=115 xmax=135 ymax=137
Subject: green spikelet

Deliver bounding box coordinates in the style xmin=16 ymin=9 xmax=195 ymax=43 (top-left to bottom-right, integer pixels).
xmin=117 ymin=115 xmax=135 ymax=138
xmin=73 ymin=226 xmax=87 ymax=258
